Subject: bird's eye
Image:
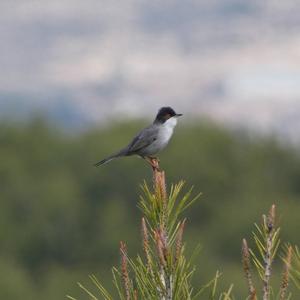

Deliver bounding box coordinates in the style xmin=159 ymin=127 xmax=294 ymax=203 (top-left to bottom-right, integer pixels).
xmin=164 ymin=114 xmax=171 ymax=119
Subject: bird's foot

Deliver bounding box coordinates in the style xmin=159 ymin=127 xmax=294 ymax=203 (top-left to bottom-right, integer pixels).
xmin=145 ymin=157 xmax=160 ymax=171
xmin=149 ymin=156 xmax=160 ymax=162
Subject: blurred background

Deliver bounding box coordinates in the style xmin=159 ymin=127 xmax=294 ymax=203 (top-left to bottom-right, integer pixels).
xmin=1 ymin=1 xmax=300 ymax=299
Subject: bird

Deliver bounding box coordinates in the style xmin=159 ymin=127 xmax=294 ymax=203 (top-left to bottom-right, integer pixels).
xmin=94 ymin=106 xmax=182 ymax=168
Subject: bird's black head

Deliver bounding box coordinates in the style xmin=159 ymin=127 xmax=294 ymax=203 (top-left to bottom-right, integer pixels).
xmin=154 ymin=107 xmax=183 ymax=124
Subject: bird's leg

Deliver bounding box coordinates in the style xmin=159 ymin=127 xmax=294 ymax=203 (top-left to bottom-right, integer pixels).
xmin=149 ymin=156 xmax=160 ymax=163
xmin=144 ymin=156 xmax=160 ymax=171
xmin=150 ymin=157 xmax=160 ymax=170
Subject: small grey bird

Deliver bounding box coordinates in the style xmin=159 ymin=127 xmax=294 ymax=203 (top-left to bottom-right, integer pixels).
xmin=94 ymin=107 xmax=182 ymax=167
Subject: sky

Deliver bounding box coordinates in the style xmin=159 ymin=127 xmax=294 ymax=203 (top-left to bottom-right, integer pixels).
xmin=1 ymin=0 xmax=300 ymax=140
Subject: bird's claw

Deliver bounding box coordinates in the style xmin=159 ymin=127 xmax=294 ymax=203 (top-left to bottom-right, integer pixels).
xmin=145 ymin=157 xmax=160 ymax=171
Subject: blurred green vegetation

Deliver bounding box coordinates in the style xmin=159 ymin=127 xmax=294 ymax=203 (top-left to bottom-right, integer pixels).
xmin=0 ymin=117 xmax=300 ymax=299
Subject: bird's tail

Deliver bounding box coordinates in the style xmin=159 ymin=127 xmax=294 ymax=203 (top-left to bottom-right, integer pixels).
xmin=94 ymin=150 xmax=126 ymax=167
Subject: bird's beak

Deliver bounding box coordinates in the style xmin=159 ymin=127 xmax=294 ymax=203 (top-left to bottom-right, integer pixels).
xmin=175 ymin=113 xmax=183 ymax=117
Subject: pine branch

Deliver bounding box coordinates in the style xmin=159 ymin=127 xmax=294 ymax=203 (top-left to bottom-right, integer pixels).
xmin=279 ymin=245 xmax=293 ymax=300
xmin=262 ymin=205 xmax=276 ymax=300
xmin=120 ymin=241 xmax=131 ymax=300
xmin=242 ymin=238 xmax=257 ymax=300
xmin=69 ymin=159 xmax=232 ymax=299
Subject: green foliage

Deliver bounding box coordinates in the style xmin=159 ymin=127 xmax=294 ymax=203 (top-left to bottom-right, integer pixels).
xmin=290 ymin=247 xmax=300 ymax=289
xmin=1 ymin=118 xmax=300 ymax=299
xmin=70 ymin=176 xmax=234 ymax=299
xmin=249 ymin=206 xmax=280 ymax=280
xmin=241 ymin=205 xmax=300 ymax=300
xmin=139 ymin=181 xmax=200 ymax=240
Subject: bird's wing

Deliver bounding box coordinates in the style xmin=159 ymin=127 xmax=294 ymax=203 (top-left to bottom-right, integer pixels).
xmin=127 ymin=125 xmax=158 ymax=154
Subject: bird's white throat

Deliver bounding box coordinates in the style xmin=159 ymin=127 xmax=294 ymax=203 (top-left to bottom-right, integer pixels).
xmin=158 ymin=116 xmax=177 ymax=144
xmin=163 ymin=116 xmax=178 ymax=129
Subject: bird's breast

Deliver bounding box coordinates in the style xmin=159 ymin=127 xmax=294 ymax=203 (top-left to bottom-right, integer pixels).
xmin=157 ymin=125 xmax=174 ymax=145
